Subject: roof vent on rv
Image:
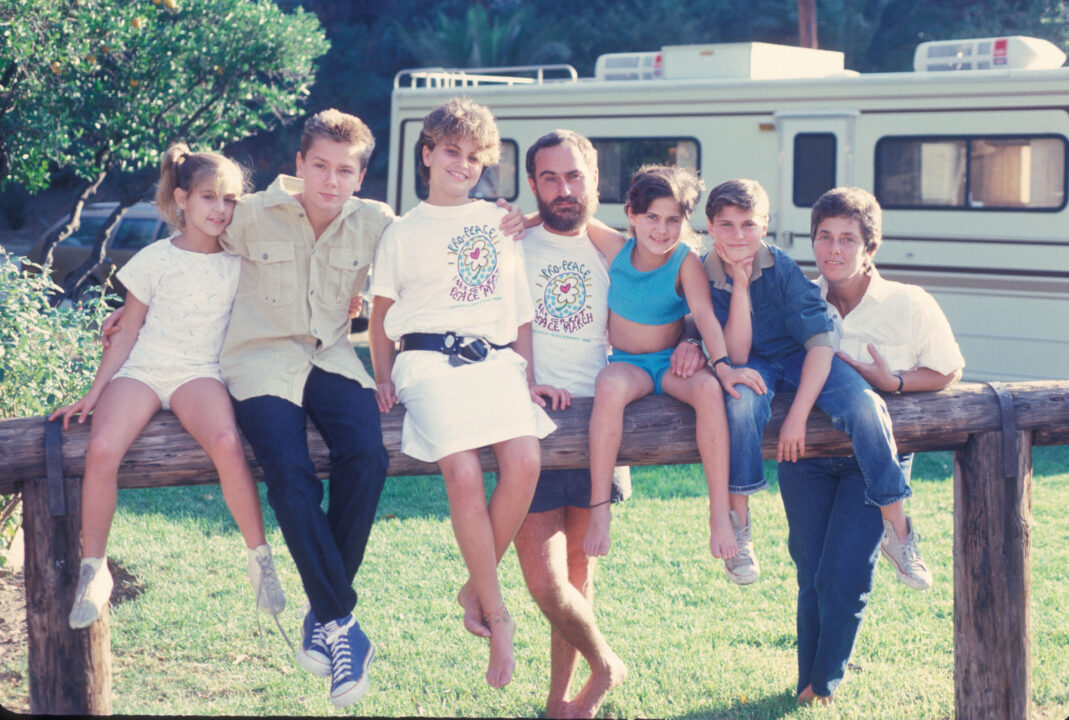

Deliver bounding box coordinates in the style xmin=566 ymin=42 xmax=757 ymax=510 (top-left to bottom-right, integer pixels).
xmin=594 ymin=51 xmax=663 ymax=81
xmin=913 ymin=36 xmax=1067 ymax=72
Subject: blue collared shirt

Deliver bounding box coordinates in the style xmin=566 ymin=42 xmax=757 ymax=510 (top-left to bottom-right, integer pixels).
xmin=704 ymin=242 xmax=836 ymax=363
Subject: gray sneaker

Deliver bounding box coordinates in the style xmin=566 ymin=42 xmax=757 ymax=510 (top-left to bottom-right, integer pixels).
xmin=69 ymin=557 xmax=113 ymax=629
xmin=724 ymin=510 xmax=760 ymax=585
xmin=880 ymin=516 xmax=932 ymax=591
xmin=247 ymin=544 xmax=287 ymax=615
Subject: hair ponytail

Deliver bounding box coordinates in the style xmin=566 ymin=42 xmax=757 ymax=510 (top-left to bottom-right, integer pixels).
xmin=156 ymin=143 xmax=192 ymax=228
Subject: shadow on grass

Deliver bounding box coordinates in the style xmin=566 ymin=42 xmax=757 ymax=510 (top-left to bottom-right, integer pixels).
xmin=110 ymin=447 xmax=1065 ymax=535
xmin=677 ymin=687 xmax=799 ymax=720
xmin=114 ymin=470 xmax=459 ymax=533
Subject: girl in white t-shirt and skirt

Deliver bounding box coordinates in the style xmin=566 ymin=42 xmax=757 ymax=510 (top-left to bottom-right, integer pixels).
xmin=369 ymin=99 xmax=561 ymax=689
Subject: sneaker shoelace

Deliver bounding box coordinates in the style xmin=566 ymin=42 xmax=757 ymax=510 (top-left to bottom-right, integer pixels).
xmin=329 ymin=632 xmax=354 ymax=687
xmin=310 ymin=622 xmax=327 ymax=653
xmin=250 ymin=557 xmax=294 ymax=653
xmin=256 ymin=553 xmax=284 ymax=610
xmin=899 ymin=532 xmax=924 ymax=569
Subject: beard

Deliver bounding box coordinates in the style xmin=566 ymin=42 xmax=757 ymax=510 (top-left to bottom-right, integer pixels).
xmin=536 ymin=192 xmax=596 ymax=234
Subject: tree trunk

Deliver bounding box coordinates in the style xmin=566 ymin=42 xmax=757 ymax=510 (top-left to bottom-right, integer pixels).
xmin=38 ymin=167 xmax=109 ymax=270
xmin=798 ymin=0 xmax=818 ymax=48
xmin=57 ymin=202 xmax=128 ymax=303
xmin=57 ymin=169 xmax=157 ymax=302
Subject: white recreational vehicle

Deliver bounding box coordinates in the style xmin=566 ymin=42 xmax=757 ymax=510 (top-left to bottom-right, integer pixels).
xmin=386 ymin=37 xmax=1069 ymax=382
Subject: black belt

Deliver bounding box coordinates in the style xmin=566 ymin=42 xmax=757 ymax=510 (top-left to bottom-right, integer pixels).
xmin=399 ymin=332 xmax=508 ymax=365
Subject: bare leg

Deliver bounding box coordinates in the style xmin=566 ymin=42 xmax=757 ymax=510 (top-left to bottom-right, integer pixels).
xmin=662 ymin=369 xmax=737 ymax=559
xmin=170 ymin=378 xmax=266 ymax=549
xmin=560 ymin=505 xmax=626 ymax=719
xmin=515 ymin=505 xmax=625 ymax=720
xmin=80 ymin=379 xmax=161 ymax=558
xmin=879 ymin=500 xmax=909 ymax=541
xmin=456 ymin=436 xmax=541 ymax=638
xmin=586 ymin=364 xmax=652 ymax=557
xmin=440 ymin=439 xmax=540 ymax=689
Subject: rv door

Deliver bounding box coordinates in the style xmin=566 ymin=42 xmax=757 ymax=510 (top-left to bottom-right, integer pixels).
xmin=773 ymin=111 xmax=858 ymax=255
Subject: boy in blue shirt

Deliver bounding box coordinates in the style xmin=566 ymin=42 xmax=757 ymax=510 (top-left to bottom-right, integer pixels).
xmin=703 ymin=179 xmax=925 ymax=589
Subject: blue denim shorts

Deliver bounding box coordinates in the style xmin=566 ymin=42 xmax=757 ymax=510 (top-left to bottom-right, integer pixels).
xmin=608 ymin=347 xmax=675 ymax=395
xmin=528 ymin=466 xmax=632 ymax=513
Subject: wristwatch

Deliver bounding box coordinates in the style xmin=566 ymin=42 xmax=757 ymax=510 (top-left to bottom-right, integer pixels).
xmin=710 ymin=355 xmax=732 ymax=371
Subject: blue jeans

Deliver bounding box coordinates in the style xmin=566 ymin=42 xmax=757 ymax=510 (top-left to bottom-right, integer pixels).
xmin=723 ymin=351 xmax=909 ymax=506
xmin=232 ymin=368 xmax=388 ymax=624
xmin=779 ymin=453 xmax=913 ymax=696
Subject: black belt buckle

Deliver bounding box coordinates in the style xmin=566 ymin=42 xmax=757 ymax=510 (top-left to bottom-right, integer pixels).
xmin=449 ymin=335 xmax=491 ymax=366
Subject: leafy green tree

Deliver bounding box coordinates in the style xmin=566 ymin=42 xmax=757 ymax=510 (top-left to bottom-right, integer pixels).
xmin=395 ymin=3 xmax=570 ymax=68
xmin=0 ymin=0 xmax=83 ymax=191
xmin=7 ymin=0 xmax=328 ymax=300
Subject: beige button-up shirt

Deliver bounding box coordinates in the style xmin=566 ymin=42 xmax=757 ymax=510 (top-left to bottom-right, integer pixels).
xmin=219 ymin=175 xmax=394 ymax=404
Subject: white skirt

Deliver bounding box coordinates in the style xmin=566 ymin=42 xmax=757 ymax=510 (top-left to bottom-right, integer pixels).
xmin=393 ymin=347 xmax=557 ymax=463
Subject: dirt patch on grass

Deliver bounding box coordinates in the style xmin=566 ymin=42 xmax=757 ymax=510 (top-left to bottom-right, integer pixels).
xmin=0 ymin=567 xmax=28 ymax=713
xmin=0 ymin=558 xmax=143 ymax=712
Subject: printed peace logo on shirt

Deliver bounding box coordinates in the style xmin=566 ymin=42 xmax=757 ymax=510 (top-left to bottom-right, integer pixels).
xmin=544 ymin=270 xmax=587 ymax=319
xmin=455 ymin=234 xmax=498 ymax=287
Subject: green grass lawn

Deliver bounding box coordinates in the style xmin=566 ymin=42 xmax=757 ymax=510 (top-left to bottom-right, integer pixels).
xmin=2 ymin=447 xmax=1067 ymax=718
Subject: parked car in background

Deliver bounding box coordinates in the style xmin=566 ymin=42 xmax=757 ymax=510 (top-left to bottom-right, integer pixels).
xmin=25 ymin=202 xmax=169 ymax=302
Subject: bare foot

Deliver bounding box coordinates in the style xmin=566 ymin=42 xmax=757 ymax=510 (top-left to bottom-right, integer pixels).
xmin=566 ymin=648 xmax=627 ymax=718
xmin=798 ymin=684 xmax=832 ymax=705
xmin=582 ymin=506 xmax=611 ymax=557
xmin=484 ymin=607 xmax=516 ymax=688
xmin=457 ymin=581 xmax=490 ymax=638
xmin=545 ymin=697 xmax=572 ymax=719
xmin=709 ymin=513 xmax=738 ymax=559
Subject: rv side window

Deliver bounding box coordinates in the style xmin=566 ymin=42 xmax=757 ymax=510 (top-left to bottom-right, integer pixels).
xmin=793 ymin=133 xmax=836 ymax=207
xmin=415 ymin=139 xmax=518 ymax=202
xmin=590 ymin=138 xmax=700 ymax=204
xmin=875 ymin=135 xmax=1066 ymax=210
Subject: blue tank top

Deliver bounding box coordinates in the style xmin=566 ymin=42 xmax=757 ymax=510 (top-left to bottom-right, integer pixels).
xmin=608 ymin=237 xmax=690 ymax=324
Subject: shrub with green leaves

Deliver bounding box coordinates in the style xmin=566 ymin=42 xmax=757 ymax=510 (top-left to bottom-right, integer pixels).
xmin=0 ymin=251 xmax=114 ymax=565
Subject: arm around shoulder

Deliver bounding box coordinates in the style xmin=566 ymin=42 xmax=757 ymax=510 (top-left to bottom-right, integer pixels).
xmin=585 ymin=217 xmax=627 ymax=263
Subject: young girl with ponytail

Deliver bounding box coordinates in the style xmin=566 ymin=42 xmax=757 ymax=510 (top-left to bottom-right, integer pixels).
xmin=51 ymin=144 xmax=286 ymax=630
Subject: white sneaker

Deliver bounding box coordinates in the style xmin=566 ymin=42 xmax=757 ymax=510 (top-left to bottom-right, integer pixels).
xmin=881 ymin=516 xmax=932 ymax=591
xmin=69 ymin=557 xmax=113 ymax=629
xmin=724 ymin=510 xmax=760 ymax=585
xmin=247 ymin=545 xmax=286 ymax=615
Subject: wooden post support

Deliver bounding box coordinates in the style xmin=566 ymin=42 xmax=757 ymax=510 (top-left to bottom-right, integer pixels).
xmin=953 ymin=429 xmax=1032 ymax=720
xmin=23 ymin=422 xmax=111 ymax=715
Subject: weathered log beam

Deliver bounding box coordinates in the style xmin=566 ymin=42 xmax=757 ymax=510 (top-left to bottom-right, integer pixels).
xmin=1 ymin=380 xmax=1067 ymax=493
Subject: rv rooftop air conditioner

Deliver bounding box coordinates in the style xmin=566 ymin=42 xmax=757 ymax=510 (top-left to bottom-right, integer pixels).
xmin=595 ymin=43 xmax=846 ymax=81
xmin=914 ymin=36 xmax=1066 ymax=72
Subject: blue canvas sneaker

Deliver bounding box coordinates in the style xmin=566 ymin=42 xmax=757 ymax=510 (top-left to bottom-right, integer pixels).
xmin=297 ymin=605 xmax=331 ymax=677
xmin=323 ymin=613 xmax=375 ymax=708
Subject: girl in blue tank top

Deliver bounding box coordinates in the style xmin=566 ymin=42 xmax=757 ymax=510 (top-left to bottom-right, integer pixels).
xmin=582 ymin=165 xmax=767 ymax=562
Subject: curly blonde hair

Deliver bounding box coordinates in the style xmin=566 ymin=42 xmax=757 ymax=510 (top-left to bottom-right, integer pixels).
xmin=416 ymin=98 xmax=501 ymax=184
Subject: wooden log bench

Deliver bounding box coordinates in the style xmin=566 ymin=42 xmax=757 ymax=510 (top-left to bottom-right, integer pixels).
xmin=2 ymin=379 xmax=1067 ymax=717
